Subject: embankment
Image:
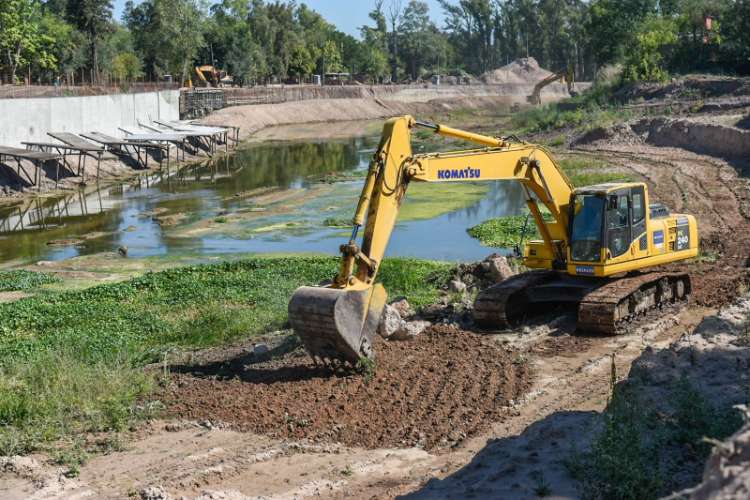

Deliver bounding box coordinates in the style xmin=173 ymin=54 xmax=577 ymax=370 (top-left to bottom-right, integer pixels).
xmin=574 ymin=116 xmax=750 ymax=162
xmin=204 ymin=84 xmax=574 ymax=140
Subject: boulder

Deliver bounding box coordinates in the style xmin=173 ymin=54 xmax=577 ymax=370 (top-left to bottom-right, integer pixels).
xmin=140 ymin=486 xmax=170 ymax=500
xmin=449 ymin=279 xmax=467 ymax=293
xmin=378 ymin=304 xmax=406 ymax=338
xmin=390 ymin=297 xmax=413 ymax=318
xmin=391 ymin=320 xmax=431 ymax=341
xmin=487 ymin=255 xmax=515 ymax=282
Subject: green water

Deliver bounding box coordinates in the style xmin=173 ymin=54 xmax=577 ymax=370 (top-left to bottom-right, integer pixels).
xmin=0 ymin=136 xmax=525 ymax=265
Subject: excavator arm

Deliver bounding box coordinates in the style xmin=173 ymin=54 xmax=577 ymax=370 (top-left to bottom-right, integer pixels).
xmin=288 ymin=115 xmax=574 ymax=364
xmin=528 ymin=67 xmax=575 ymax=106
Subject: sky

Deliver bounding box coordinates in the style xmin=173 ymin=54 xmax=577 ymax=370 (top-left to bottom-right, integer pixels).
xmin=112 ymin=0 xmax=449 ymax=38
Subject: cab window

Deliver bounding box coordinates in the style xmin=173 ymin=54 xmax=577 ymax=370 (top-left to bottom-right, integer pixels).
xmin=570 ymin=194 xmax=603 ymax=262
xmin=632 ymin=190 xmax=645 ymax=223
xmin=607 ymin=193 xmax=630 ymax=257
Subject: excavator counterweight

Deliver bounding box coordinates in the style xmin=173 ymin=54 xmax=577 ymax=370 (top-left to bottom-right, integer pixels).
xmin=288 ymin=116 xmax=699 ymax=364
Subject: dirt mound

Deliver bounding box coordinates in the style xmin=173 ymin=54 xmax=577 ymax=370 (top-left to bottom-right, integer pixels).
xmin=159 ymin=325 xmax=531 ymax=451
xmin=480 ymin=57 xmax=553 ymax=85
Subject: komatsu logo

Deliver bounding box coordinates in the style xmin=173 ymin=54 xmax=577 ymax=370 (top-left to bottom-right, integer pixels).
xmin=437 ymin=168 xmax=481 ymax=180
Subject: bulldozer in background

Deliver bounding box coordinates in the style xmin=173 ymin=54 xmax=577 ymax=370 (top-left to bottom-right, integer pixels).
xmin=288 ymin=116 xmax=698 ymax=364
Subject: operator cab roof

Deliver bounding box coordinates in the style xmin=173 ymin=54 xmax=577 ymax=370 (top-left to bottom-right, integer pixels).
xmin=572 ymin=181 xmax=645 ymax=196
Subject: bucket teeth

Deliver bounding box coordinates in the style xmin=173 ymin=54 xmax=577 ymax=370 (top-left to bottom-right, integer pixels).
xmin=288 ymin=285 xmax=386 ymax=364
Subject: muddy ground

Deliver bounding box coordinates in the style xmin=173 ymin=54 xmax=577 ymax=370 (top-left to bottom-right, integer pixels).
xmin=2 ymin=78 xmax=750 ymax=499
xmin=161 ymin=325 xmax=531 ymax=451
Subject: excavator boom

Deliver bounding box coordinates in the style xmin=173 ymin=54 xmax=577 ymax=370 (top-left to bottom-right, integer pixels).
xmin=288 ymin=116 xmax=698 ymax=364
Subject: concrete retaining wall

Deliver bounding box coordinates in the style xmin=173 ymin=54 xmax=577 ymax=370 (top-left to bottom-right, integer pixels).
xmin=0 ymin=90 xmax=179 ymax=147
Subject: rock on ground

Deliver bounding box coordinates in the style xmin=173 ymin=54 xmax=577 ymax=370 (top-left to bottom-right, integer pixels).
xmin=390 ymin=320 xmax=431 ymax=341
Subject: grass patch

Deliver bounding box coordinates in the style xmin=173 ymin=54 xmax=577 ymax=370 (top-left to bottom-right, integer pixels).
xmin=401 ymin=182 xmax=490 ymax=221
xmin=511 ymin=102 xmax=632 ymax=136
xmin=569 ymin=171 xmax=633 ymax=187
xmin=0 ymin=256 xmax=450 ymax=456
xmin=0 ymin=270 xmax=60 ymax=292
xmin=467 ymin=215 xmax=540 ymax=248
xmin=568 ymin=377 xmax=743 ymax=499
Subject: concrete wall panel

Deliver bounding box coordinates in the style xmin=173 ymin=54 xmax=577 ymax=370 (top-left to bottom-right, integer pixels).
xmin=0 ymin=90 xmax=179 ymax=147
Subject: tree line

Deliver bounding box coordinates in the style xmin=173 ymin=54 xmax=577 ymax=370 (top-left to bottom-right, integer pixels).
xmin=1 ymin=0 xmax=749 ymax=87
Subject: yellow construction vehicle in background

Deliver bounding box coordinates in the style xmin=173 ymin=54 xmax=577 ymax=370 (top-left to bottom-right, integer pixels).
xmin=186 ymin=65 xmax=231 ymax=88
xmin=288 ymin=116 xmax=698 ymax=363
xmin=527 ymin=67 xmax=576 ymax=106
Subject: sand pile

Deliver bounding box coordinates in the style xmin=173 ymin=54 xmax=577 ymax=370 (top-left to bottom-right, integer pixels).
xmin=480 ymin=57 xmax=554 ymax=85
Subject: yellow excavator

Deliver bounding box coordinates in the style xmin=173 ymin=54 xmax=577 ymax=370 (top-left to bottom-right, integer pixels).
xmin=288 ymin=116 xmax=698 ymax=363
xmin=527 ymin=67 xmax=575 ymax=106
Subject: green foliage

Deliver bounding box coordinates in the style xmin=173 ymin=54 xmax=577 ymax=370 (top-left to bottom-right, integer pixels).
xmin=0 ymin=0 xmax=56 ymax=82
xmin=0 ymin=270 xmax=60 ymax=291
xmin=355 ymin=356 xmax=376 ymax=383
xmin=124 ymin=0 xmax=205 ymax=82
xmin=623 ymin=16 xmax=678 ymax=82
xmin=670 ymin=377 xmax=743 ymax=458
xmin=110 ymin=51 xmax=143 ymax=81
xmin=322 ymin=217 xmax=350 ymax=228
xmin=321 ymin=40 xmax=343 ymax=74
xmin=569 ymin=386 xmax=663 ymax=500
xmin=0 ymin=348 xmax=154 ymax=455
xmin=467 ymin=215 xmax=540 ymax=248
xmin=511 ymin=102 xmax=632 ymax=135
xmin=569 ymin=378 xmax=744 ymax=499
xmin=0 ymin=256 xmax=449 ymax=454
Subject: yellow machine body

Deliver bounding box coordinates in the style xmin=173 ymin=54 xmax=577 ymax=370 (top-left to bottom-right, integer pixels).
xmin=288 ymin=116 xmax=699 ymax=363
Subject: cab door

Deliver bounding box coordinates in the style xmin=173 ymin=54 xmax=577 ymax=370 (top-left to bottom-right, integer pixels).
xmin=630 ymin=186 xmax=648 ymax=259
xmin=605 ymin=189 xmax=631 ymax=261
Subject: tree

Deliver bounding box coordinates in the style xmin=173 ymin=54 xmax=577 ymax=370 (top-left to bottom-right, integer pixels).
xmin=65 ymin=0 xmax=113 ymax=81
xmin=289 ymin=44 xmax=315 ymax=81
xmin=400 ymin=1 xmax=443 ymax=79
xmin=440 ymin=0 xmax=497 ymax=73
xmin=111 ymin=51 xmax=142 ymax=82
xmin=723 ymin=0 xmax=750 ymax=69
xmin=322 ymin=40 xmax=343 ymax=74
xmin=622 ymin=16 xmax=678 ymax=81
xmin=125 ymin=0 xmax=205 ymax=83
xmin=359 ymin=1 xmax=390 ymax=81
xmin=0 ymin=0 xmax=57 ymax=83
xmin=387 ymin=0 xmax=403 ymax=82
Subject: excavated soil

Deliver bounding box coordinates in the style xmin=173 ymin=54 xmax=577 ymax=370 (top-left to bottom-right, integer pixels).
xmin=159 ymin=325 xmax=531 ymax=451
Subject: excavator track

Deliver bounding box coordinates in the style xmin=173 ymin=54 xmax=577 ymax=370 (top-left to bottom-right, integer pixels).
xmin=473 ymin=270 xmax=560 ymax=328
xmin=474 ymin=270 xmax=691 ymax=334
xmin=577 ymin=272 xmax=691 ymax=335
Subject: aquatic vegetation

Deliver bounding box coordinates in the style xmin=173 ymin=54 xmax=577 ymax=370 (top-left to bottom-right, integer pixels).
xmin=467 ymin=215 xmax=541 ymax=248
xmin=400 ymin=182 xmax=491 ymax=221
xmin=323 ymin=217 xmax=351 ymax=228
xmin=0 ymin=256 xmax=450 ymax=455
xmin=0 ymin=270 xmax=60 ymax=292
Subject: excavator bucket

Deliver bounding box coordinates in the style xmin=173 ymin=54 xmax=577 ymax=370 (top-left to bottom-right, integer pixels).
xmin=288 ymin=284 xmax=386 ymax=364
